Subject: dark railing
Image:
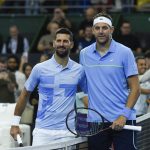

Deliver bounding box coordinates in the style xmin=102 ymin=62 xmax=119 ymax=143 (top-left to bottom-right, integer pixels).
xmin=0 ymin=0 xmax=149 ymax=15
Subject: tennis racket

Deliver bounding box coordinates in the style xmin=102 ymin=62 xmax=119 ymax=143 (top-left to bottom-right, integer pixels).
xmin=17 ymin=134 xmax=23 ymax=147
xmin=66 ymin=107 xmax=142 ymax=137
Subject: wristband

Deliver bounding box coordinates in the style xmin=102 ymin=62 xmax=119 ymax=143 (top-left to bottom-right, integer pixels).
xmin=121 ymin=107 xmax=132 ymax=119
xmin=11 ymin=116 xmax=21 ymax=126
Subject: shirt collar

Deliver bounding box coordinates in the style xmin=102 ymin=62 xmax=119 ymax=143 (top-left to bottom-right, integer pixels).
xmin=51 ymin=55 xmax=73 ymax=69
xmin=92 ymin=39 xmax=116 ymax=53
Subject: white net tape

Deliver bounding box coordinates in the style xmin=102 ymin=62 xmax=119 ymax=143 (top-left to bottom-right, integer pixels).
xmin=7 ymin=137 xmax=87 ymax=150
xmin=136 ymin=112 xmax=150 ymax=123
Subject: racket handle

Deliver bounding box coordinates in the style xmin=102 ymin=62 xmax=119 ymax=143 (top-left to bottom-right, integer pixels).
xmin=17 ymin=134 xmax=23 ymax=147
xmin=123 ymin=125 xmax=142 ymax=131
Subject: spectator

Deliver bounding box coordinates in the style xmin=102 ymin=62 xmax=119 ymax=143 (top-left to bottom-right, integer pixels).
xmin=134 ymin=56 xmax=150 ymax=116
xmin=77 ymin=25 xmax=95 ymax=53
xmin=144 ymin=50 xmax=150 ymax=70
xmin=39 ymin=53 xmax=49 ymax=63
xmin=78 ymin=7 xmax=96 ymax=37
xmin=139 ymin=50 xmax=150 ymax=83
xmin=51 ymin=8 xmax=72 ymax=29
xmin=7 ymin=55 xmax=26 ymax=98
xmin=22 ymin=63 xmax=33 ymax=79
xmin=0 ymin=57 xmax=17 ymax=103
xmin=115 ymin=20 xmax=142 ymax=55
xmin=2 ymin=25 xmax=29 ymax=54
xmin=37 ymin=21 xmax=60 ymax=54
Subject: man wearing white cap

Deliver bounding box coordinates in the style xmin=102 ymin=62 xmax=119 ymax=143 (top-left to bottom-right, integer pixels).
xmin=80 ymin=12 xmax=140 ymax=150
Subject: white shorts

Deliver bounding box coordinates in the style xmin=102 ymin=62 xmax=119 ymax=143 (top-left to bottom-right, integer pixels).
xmin=32 ymin=128 xmax=76 ymax=146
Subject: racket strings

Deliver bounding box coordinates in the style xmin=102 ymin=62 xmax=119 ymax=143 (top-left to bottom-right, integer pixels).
xmin=75 ymin=114 xmax=104 ymax=136
xmin=66 ymin=107 xmax=110 ymax=136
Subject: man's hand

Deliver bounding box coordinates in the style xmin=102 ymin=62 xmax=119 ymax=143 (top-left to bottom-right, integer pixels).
xmin=111 ymin=116 xmax=127 ymax=131
xmin=10 ymin=126 xmax=21 ymax=140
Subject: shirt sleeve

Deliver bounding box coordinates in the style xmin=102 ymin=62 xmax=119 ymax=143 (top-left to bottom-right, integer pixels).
xmin=78 ymin=67 xmax=88 ymax=93
xmin=24 ymin=64 xmax=40 ymax=92
xmin=123 ymin=49 xmax=138 ymax=78
xmin=79 ymin=49 xmax=84 ymax=65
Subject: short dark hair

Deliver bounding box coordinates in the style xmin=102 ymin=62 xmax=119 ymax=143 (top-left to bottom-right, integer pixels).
xmin=49 ymin=21 xmax=60 ymax=27
xmin=55 ymin=28 xmax=73 ymax=41
xmin=7 ymin=54 xmax=20 ymax=65
xmin=120 ymin=20 xmax=131 ymax=26
xmin=22 ymin=63 xmax=32 ymax=74
xmin=83 ymin=24 xmax=92 ymax=31
xmin=135 ymin=56 xmax=145 ymax=63
xmin=93 ymin=11 xmax=112 ymax=22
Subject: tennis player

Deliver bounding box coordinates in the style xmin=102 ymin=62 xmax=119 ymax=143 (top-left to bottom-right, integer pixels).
xmin=10 ymin=28 xmax=87 ymax=146
xmin=80 ymin=12 xmax=140 ymax=150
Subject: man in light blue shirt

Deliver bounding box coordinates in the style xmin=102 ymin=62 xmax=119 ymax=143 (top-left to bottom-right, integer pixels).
xmin=80 ymin=12 xmax=140 ymax=150
xmin=10 ymin=28 xmax=86 ymax=146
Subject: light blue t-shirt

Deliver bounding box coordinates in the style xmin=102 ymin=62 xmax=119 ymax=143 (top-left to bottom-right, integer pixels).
xmin=25 ymin=55 xmax=86 ymax=130
xmin=80 ymin=40 xmax=138 ymax=122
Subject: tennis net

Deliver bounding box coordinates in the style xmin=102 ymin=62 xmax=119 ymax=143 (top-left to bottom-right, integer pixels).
xmin=7 ymin=112 xmax=150 ymax=150
xmin=136 ymin=112 xmax=150 ymax=150
xmin=7 ymin=137 xmax=87 ymax=150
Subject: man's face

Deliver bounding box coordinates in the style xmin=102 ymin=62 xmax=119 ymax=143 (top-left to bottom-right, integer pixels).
xmin=84 ymin=26 xmax=93 ymax=38
xmin=120 ymin=23 xmax=131 ymax=35
xmin=47 ymin=23 xmax=59 ymax=34
xmin=85 ymin=8 xmax=95 ymax=21
xmin=145 ymin=58 xmax=150 ymax=70
xmin=54 ymin=8 xmax=64 ymax=19
xmin=0 ymin=62 xmax=7 ymax=71
xmin=9 ymin=26 xmax=18 ymax=38
xmin=53 ymin=33 xmax=73 ymax=58
xmin=92 ymin=22 xmax=114 ymax=45
xmin=7 ymin=58 xmax=18 ymax=72
xmin=25 ymin=65 xmax=32 ymax=78
xmin=137 ymin=59 xmax=146 ymax=75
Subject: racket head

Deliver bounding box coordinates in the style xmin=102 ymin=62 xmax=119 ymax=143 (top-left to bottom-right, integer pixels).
xmin=66 ymin=107 xmax=106 ymax=137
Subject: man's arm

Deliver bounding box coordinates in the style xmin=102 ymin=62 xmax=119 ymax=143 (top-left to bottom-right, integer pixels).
xmin=10 ymin=88 xmax=31 ymax=140
xmin=125 ymin=75 xmax=140 ymax=109
xmin=140 ymin=88 xmax=150 ymax=94
xmin=111 ymin=75 xmax=140 ymax=130
xmin=81 ymin=95 xmax=88 ymax=108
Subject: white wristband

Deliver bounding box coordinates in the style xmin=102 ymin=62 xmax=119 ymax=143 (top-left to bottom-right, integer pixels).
xmin=12 ymin=116 xmax=21 ymax=126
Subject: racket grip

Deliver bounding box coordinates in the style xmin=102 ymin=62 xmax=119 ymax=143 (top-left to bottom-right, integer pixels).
xmin=123 ymin=125 xmax=142 ymax=131
xmin=17 ymin=134 xmax=23 ymax=147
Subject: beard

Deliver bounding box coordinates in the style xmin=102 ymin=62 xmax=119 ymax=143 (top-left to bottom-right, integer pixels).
xmin=55 ymin=46 xmax=70 ymax=58
xmin=7 ymin=67 xmax=17 ymax=72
